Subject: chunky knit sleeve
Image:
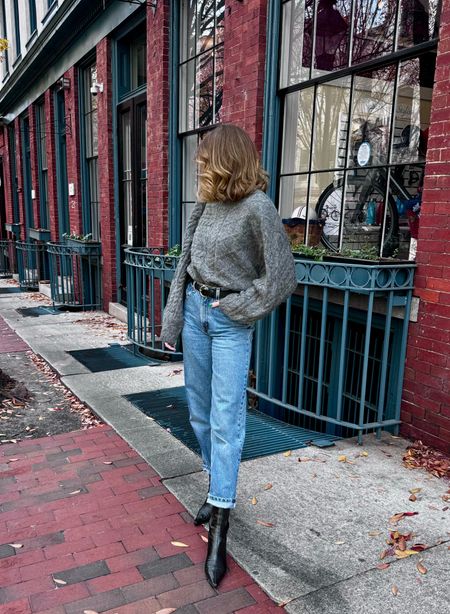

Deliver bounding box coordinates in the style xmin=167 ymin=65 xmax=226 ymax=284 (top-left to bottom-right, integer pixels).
xmin=159 ymin=202 xmax=205 ymax=347
xmin=218 ymin=199 xmax=298 ymax=323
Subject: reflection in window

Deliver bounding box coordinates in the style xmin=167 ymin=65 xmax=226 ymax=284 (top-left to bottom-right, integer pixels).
xmin=280 ymin=0 xmax=441 ymax=85
xmin=279 ymin=0 xmax=440 ymax=258
xmin=179 ymin=0 xmax=225 ymax=237
xmin=35 ymin=102 xmax=49 ymax=229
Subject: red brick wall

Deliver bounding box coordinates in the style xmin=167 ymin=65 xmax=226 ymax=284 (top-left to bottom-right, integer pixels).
xmin=64 ymin=67 xmax=83 ymax=235
xmin=402 ymin=6 xmax=450 ymax=453
xmin=2 ymin=126 xmax=15 ymax=233
xmin=222 ymin=0 xmax=267 ymax=154
xmin=97 ymin=37 xmax=117 ymax=308
xmin=147 ymin=0 xmax=170 ymax=248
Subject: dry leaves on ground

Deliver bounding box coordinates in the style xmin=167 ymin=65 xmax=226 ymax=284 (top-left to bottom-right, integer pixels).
xmin=403 ymin=440 xmax=450 ymax=480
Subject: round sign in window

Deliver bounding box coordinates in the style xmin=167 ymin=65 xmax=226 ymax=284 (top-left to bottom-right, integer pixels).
xmin=357 ymin=142 xmax=371 ymax=167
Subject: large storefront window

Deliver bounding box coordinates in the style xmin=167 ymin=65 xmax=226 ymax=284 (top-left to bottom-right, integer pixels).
xmin=179 ymin=0 xmax=224 ymax=235
xmin=279 ymin=0 xmax=440 ymax=257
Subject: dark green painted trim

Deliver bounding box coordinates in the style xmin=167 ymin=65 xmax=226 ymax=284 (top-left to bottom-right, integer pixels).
xmin=8 ymin=126 xmax=20 ymax=224
xmin=262 ymin=0 xmax=282 ymax=204
xmin=35 ymin=103 xmax=49 ymax=229
xmin=54 ymin=89 xmax=70 ymax=238
xmin=20 ymin=115 xmax=34 ymax=237
xmin=111 ymin=38 xmax=122 ymax=303
xmin=77 ymin=57 xmax=96 ymax=236
xmin=168 ymin=0 xmax=181 ymax=247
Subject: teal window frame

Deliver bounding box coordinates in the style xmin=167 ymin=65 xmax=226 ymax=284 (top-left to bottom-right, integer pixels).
xmin=35 ymin=101 xmax=49 ymax=230
xmin=79 ymin=58 xmax=100 ymax=240
xmin=54 ymin=89 xmax=70 ymax=238
xmin=116 ymin=23 xmax=147 ymax=102
xmin=8 ymin=126 xmax=19 ymax=224
xmin=28 ymin=0 xmax=37 ymax=36
xmin=20 ymin=115 xmax=34 ymax=236
xmin=12 ymin=0 xmax=21 ymax=60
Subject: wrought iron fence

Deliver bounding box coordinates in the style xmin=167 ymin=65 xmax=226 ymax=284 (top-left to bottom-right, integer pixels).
xmin=124 ymin=247 xmax=182 ymax=358
xmin=0 ymin=240 xmax=16 ymax=277
xmin=15 ymin=241 xmax=47 ymax=289
xmin=124 ymin=247 xmax=416 ymax=441
xmin=47 ymin=242 xmax=102 ymax=309
xmin=252 ymin=258 xmax=416 ymax=442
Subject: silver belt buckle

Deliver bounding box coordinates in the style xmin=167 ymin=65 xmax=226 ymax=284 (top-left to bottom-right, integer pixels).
xmin=199 ymin=284 xmax=210 ymax=297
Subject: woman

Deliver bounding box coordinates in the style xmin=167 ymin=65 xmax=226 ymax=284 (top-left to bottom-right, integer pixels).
xmin=160 ymin=124 xmax=297 ymax=588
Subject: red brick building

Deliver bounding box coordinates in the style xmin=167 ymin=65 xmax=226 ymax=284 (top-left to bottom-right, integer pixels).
xmin=0 ymin=0 xmax=448 ymax=452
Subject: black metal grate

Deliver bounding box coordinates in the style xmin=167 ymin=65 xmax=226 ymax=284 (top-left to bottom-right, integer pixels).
xmin=67 ymin=344 xmax=159 ymax=372
xmin=15 ymin=307 xmax=61 ymax=318
xmin=124 ymin=386 xmax=340 ymax=462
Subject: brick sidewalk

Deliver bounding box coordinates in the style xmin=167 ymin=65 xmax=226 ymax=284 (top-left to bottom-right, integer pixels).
xmin=0 ymin=427 xmax=281 ymax=614
xmin=0 ymin=317 xmax=29 ymax=353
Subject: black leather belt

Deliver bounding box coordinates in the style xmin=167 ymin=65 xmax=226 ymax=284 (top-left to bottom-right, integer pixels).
xmin=190 ymin=279 xmax=236 ymax=300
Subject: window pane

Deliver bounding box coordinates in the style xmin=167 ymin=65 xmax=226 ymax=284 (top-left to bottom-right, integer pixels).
xmin=279 ymin=174 xmax=310 ymax=220
xmin=352 ymin=1 xmax=396 ymax=65
xmin=214 ymin=44 xmax=224 ymax=123
xmin=397 ymin=0 xmax=441 ymax=49
xmin=181 ymin=0 xmax=196 ymax=61
xmin=313 ymin=0 xmax=350 ymax=76
xmin=197 ymin=48 xmax=214 ymax=128
xmin=280 ymin=0 xmax=312 ymax=86
xmin=197 ymin=0 xmax=215 ymax=53
xmin=312 ymin=170 xmax=345 ymax=250
xmin=391 ymin=56 xmax=433 ymax=166
xmin=312 ymin=76 xmax=351 ymax=171
xmin=182 ymin=134 xmax=198 ymax=237
xmin=348 ymin=66 xmax=396 ymax=168
xmin=179 ymin=59 xmax=195 ymax=132
xmin=216 ymin=0 xmax=225 ymax=45
xmin=281 ymin=88 xmax=314 ymax=174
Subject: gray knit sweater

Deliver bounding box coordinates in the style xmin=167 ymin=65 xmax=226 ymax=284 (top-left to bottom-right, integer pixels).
xmin=160 ymin=189 xmax=298 ymax=347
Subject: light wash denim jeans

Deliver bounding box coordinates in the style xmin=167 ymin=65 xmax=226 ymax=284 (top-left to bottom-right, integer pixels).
xmin=182 ymin=281 xmax=254 ymax=509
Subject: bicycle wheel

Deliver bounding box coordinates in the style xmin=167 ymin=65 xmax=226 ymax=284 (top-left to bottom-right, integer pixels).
xmin=315 ymin=174 xmax=399 ymax=256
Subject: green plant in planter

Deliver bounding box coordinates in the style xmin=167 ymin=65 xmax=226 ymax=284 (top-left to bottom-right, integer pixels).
xmin=337 ymin=246 xmax=379 ymax=260
xmin=291 ymin=243 xmax=327 ymax=261
xmin=63 ymin=232 xmax=93 ymax=242
xmin=165 ymin=244 xmax=182 ymax=256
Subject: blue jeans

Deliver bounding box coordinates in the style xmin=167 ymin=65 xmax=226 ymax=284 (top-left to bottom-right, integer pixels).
xmin=182 ymin=281 xmax=254 ymax=509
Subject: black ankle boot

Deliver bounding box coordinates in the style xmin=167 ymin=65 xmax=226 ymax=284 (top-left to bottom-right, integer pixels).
xmin=194 ymin=500 xmax=213 ymax=525
xmin=194 ymin=476 xmax=213 ymax=526
xmin=204 ymin=506 xmax=230 ymax=588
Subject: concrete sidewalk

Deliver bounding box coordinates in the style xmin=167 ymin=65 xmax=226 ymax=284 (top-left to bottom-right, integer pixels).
xmin=1 ymin=281 xmax=449 ymax=613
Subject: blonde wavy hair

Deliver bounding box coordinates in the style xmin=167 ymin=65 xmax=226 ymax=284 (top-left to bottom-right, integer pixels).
xmin=196 ymin=124 xmax=269 ymax=203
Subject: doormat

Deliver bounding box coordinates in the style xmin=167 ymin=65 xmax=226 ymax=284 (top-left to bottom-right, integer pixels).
xmin=67 ymin=344 xmax=159 ymax=372
xmin=16 ymin=307 xmax=62 ymax=317
xmin=124 ymin=386 xmax=340 ymax=461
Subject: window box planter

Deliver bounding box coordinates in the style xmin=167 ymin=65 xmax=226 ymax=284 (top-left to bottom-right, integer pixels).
xmin=65 ymin=238 xmax=101 ymax=255
xmin=5 ymin=222 xmax=21 ymax=237
xmin=29 ymin=228 xmax=51 ymax=242
xmin=323 ymin=254 xmax=412 ymax=266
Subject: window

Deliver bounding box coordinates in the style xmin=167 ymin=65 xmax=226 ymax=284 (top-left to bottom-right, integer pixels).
xmin=28 ymin=0 xmax=37 ymax=35
xmin=117 ymin=26 xmax=146 ymax=99
xmin=21 ymin=115 xmax=34 ymax=234
xmin=0 ymin=0 xmax=8 ymax=74
xmin=35 ymin=102 xmax=49 ymax=229
xmin=8 ymin=126 xmax=19 ymax=224
xmin=179 ymin=0 xmax=225 ymax=234
xmin=278 ymin=0 xmax=440 ymax=258
xmin=80 ymin=63 xmax=100 ymax=240
xmin=12 ymin=0 xmax=20 ymax=60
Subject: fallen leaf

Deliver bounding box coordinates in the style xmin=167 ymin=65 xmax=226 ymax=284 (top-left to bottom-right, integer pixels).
xmin=335 ymin=540 xmax=345 ymax=545
xmin=263 ymin=483 xmax=273 ymax=490
xmin=53 ymin=578 xmax=67 ymax=585
xmin=410 ymin=543 xmax=427 ymax=551
xmin=409 ymin=488 xmax=422 ymax=494
xmin=83 ymin=611 xmax=99 ymax=614
xmin=8 ymin=544 xmax=23 ymax=548
xmin=200 ymin=534 xmax=208 ymax=543
xmin=377 ymin=562 xmax=390 ymax=570
xmin=395 ymin=549 xmax=419 ymax=558
xmin=170 ymin=541 xmax=189 ymax=547
xmin=369 ymin=530 xmax=382 ymax=536
xmin=283 ymin=450 xmax=291 ymax=457
xmin=416 ymin=561 xmax=427 ymax=574
xmin=391 ymin=585 xmax=399 ymax=596
xmin=256 ymin=520 xmax=274 ymax=527
xmin=155 ymin=609 xmax=177 ymax=614
xmin=338 ymin=455 xmax=347 ymax=462
xmin=360 ymin=451 xmax=369 ymax=457
xmin=102 ymin=461 xmax=113 ymax=465
xmin=409 ymin=494 xmax=417 ymax=502
xmin=69 ymin=490 xmax=81 ymax=495
xmin=251 ymin=496 xmax=257 ymax=505
xmin=7 ymin=458 xmax=19 ymax=462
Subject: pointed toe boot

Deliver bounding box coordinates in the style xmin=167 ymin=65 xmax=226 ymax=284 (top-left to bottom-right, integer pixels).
xmin=204 ymin=506 xmax=230 ymax=588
